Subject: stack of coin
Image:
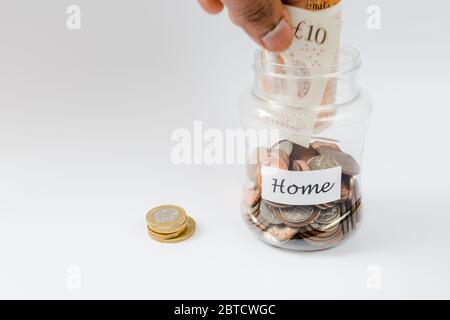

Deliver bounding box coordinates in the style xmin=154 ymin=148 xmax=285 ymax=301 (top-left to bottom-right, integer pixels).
xmin=146 ymin=205 xmax=196 ymax=243
xmin=243 ymin=139 xmax=362 ymax=250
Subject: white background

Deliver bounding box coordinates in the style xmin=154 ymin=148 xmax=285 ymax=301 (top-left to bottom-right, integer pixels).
xmin=0 ymin=0 xmax=449 ymax=299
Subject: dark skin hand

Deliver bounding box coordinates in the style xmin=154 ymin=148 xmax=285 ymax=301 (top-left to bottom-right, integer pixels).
xmin=198 ymin=0 xmax=309 ymax=52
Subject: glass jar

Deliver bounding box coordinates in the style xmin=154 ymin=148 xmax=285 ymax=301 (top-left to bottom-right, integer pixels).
xmin=240 ymin=46 xmax=371 ymax=251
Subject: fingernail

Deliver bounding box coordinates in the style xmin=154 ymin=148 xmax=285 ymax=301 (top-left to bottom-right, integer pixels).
xmin=261 ymin=19 xmax=293 ymax=52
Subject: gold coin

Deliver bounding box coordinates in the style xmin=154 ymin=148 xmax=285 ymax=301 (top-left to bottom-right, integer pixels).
xmin=148 ymin=217 xmax=196 ymax=244
xmin=147 ymin=223 xmax=187 ymax=240
xmin=146 ymin=205 xmax=187 ymax=234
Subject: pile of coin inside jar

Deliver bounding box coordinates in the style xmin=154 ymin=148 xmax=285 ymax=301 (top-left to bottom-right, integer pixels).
xmin=146 ymin=205 xmax=196 ymax=243
xmin=242 ymin=140 xmax=361 ymax=250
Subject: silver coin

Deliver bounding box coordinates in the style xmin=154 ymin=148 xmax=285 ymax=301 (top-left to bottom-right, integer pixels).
xmin=311 ymin=206 xmax=341 ymax=231
xmin=265 ymin=200 xmax=291 ymax=209
xmin=318 ymin=147 xmax=361 ymax=176
xmin=307 ymin=154 xmax=339 ymax=171
xmin=315 ymin=205 xmax=341 ymax=224
xmin=152 ymin=208 xmax=180 ymax=223
xmin=275 ymin=206 xmax=318 ymax=227
xmin=259 ymin=200 xmax=282 ymax=225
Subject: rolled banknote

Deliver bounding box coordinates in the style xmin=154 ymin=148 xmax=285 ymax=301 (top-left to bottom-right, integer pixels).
xmin=291 ymin=0 xmax=341 ymax=108
xmin=258 ymin=0 xmax=342 ymax=145
xmin=291 ymin=0 xmax=341 ymax=11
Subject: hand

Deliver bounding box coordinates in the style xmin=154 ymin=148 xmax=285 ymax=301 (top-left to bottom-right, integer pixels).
xmin=198 ymin=0 xmax=308 ymax=52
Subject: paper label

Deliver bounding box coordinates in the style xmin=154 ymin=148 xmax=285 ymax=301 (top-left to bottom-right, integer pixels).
xmin=261 ymin=165 xmax=342 ymax=206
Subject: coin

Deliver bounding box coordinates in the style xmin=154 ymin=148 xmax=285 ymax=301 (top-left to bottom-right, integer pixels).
xmin=256 ymin=150 xmax=290 ymax=188
xmin=271 ymin=140 xmax=293 ymax=157
xmin=350 ymin=180 xmax=362 ymax=229
xmin=149 ymin=217 xmax=196 ymax=244
xmin=302 ymin=224 xmax=344 ymax=248
xmin=350 ymin=186 xmax=357 ymax=230
xmin=347 ymin=201 xmax=356 ymax=232
xmin=300 ymin=223 xmax=336 ymax=237
xmin=351 ymin=207 xmax=358 ymax=230
xmin=311 ymin=205 xmax=341 ymax=231
xmin=317 ymin=147 xmax=361 ymax=176
xmin=340 ymin=201 xmax=349 ymax=235
xmin=323 ymin=226 xmax=344 ymax=247
xmin=147 ymin=224 xmax=187 ymax=240
xmin=269 ymin=149 xmax=291 ymax=168
xmin=243 ymin=184 xmax=261 ymax=208
xmin=315 ymin=202 xmax=336 ymax=210
xmin=247 ymin=201 xmax=261 ymax=216
xmin=307 ymin=154 xmax=339 ymax=170
xmin=275 ymin=205 xmax=319 ymax=228
xmin=340 ymin=175 xmax=352 ymax=201
xmin=355 ymin=201 xmax=362 ymax=225
xmin=265 ymin=200 xmax=291 ymax=209
xmin=259 ymin=200 xmax=283 ymax=226
xmin=311 ymin=141 xmax=341 ymax=152
xmin=247 ymin=207 xmax=268 ymax=231
xmin=146 ymin=205 xmax=188 ymax=234
xmin=243 ymin=200 xmax=261 ymax=226
xmin=290 ymin=144 xmax=318 ymax=163
xmin=263 ymin=225 xmax=298 ymax=244
xmin=291 ymin=160 xmax=310 ymax=172
xmin=353 ymin=178 xmax=361 ymax=204
xmin=353 ymin=179 xmax=362 ymax=224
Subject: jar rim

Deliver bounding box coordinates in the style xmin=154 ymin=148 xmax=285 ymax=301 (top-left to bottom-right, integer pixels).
xmin=253 ymin=45 xmax=361 ymax=80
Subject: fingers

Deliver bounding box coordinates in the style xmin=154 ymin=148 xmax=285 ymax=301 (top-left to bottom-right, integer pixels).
xmin=223 ymin=0 xmax=293 ymax=52
xmin=197 ymin=0 xmax=224 ymax=15
xmin=197 ymin=0 xmax=295 ymax=52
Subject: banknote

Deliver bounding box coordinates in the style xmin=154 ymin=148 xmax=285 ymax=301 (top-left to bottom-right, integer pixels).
xmin=260 ymin=0 xmax=342 ymax=147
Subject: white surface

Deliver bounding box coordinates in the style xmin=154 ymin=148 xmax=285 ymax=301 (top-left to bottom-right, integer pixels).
xmin=0 ymin=0 xmax=450 ymax=299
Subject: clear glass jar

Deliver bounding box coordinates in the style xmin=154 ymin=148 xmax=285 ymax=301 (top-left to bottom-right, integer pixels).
xmin=240 ymin=46 xmax=371 ymax=251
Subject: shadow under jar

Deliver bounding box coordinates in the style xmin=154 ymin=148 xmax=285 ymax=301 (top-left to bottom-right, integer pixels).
xmin=240 ymin=46 xmax=371 ymax=251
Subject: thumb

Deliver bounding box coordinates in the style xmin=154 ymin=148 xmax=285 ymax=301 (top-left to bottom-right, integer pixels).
xmin=223 ymin=0 xmax=293 ymax=52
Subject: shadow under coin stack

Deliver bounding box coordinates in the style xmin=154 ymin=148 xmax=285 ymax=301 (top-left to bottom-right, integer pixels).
xmin=242 ymin=140 xmax=362 ymax=250
xmin=146 ymin=205 xmax=196 ymax=243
